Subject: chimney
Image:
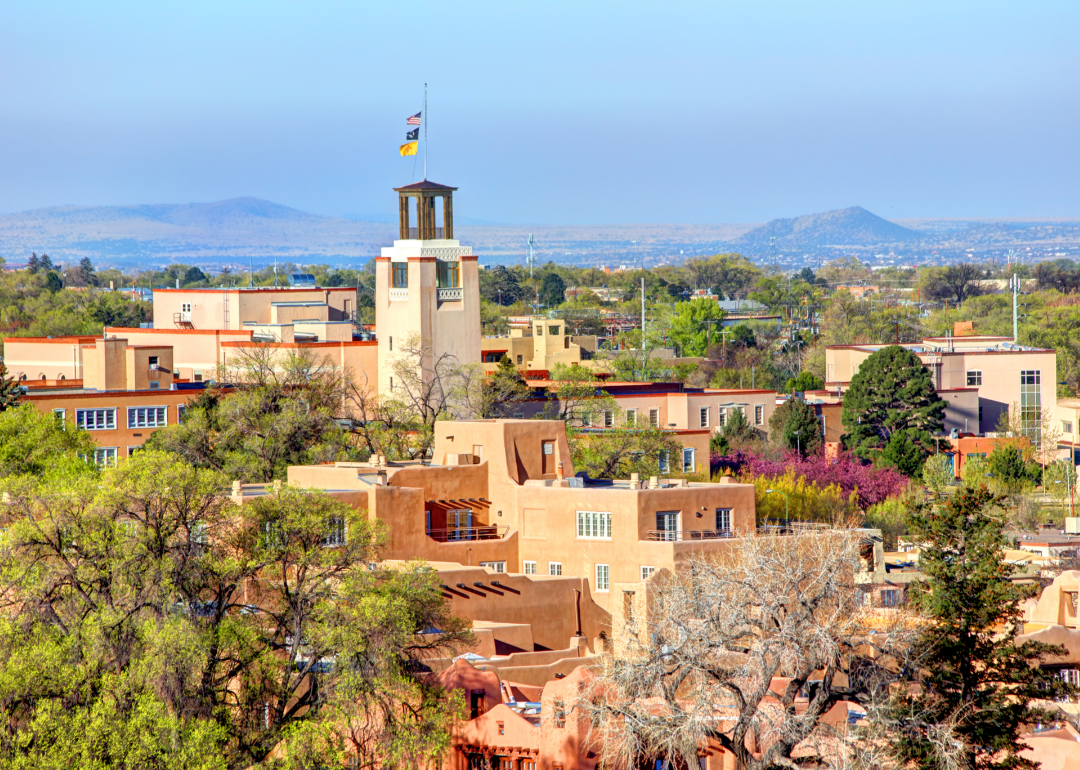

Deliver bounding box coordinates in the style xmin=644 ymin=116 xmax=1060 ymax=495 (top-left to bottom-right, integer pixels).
xmin=630 ymin=472 xmax=640 ymax=489
xmin=376 ymin=470 xmax=388 ymax=486
xmin=648 ymin=476 xmax=659 ymax=489
xmin=231 ymin=480 xmax=242 ymax=497
xmin=557 ymin=461 xmax=564 ymax=480
xmin=109 ymin=280 xmax=115 ymax=290
xmin=176 ymin=278 xmax=180 ymax=289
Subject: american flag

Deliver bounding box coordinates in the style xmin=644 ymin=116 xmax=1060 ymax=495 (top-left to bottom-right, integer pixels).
xmin=407 ymin=112 xmax=422 ymax=125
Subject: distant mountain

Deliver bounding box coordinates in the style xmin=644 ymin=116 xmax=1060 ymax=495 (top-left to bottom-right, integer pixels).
xmin=0 ymin=198 xmax=395 ymax=267
xmin=732 ymin=206 xmax=922 ymax=254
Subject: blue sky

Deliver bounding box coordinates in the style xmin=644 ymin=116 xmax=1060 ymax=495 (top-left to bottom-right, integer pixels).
xmin=1 ymin=1 xmax=1078 ymax=224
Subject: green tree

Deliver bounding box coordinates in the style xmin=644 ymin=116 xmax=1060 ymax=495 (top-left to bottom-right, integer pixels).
xmin=539 ymin=271 xmax=567 ymax=308
xmin=877 ymin=430 xmax=927 ymax=477
xmin=767 ymin=398 xmax=822 ymax=457
xmin=841 ymin=346 xmax=945 ymax=465
xmin=0 ymin=404 xmax=96 ymax=478
xmin=478 ymin=356 xmax=531 ymax=418
xmin=960 ymin=454 xmax=989 ymax=489
xmin=44 ymin=271 xmax=63 ymax=293
xmin=986 ymin=444 xmax=1035 ymax=494
xmin=784 ymin=371 xmax=824 ymax=393
xmin=890 ymin=485 xmax=1073 ymax=769
xmin=666 ymin=298 xmax=725 ymax=357
xmin=0 ymin=362 xmax=21 ymax=412
xmin=479 ymin=265 xmax=525 ymax=306
xmin=0 ymin=453 xmax=471 ymax=769
xmin=920 ymin=453 xmax=954 ymax=496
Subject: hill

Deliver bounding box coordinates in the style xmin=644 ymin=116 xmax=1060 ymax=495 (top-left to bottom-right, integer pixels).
xmin=732 ymin=206 xmax=922 ymax=253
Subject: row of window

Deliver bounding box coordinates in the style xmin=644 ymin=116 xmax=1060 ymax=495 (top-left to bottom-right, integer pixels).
xmin=520 ymin=560 xmax=657 ymax=590
xmin=698 ymin=404 xmax=766 ymax=428
xmin=390 ymin=262 xmax=463 ymax=289
xmin=62 ymin=405 xmax=185 ymax=431
xmin=573 ymin=507 xmax=732 ymax=540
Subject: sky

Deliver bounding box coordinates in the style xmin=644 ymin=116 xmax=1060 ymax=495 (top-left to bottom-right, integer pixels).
xmin=1 ymin=1 xmax=1078 ymax=225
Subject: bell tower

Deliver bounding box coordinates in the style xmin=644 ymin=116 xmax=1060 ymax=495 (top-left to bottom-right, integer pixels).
xmin=375 ymin=181 xmax=480 ymax=397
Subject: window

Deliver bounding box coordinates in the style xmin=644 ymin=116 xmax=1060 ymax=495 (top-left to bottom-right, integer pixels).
xmin=1064 ymin=421 xmax=1074 ymax=435
xmin=482 ymin=352 xmax=505 ymax=363
xmin=595 ymin=564 xmax=610 ymax=591
xmin=86 ymin=447 xmax=118 ymax=468
xmin=497 ymin=722 xmax=505 ymax=736
xmin=148 ymin=355 xmax=159 ymax=369
xmin=604 ymin=410 xmax=614 ymax=428
xmin=682 ymin=447 xmax=696 ymax=473
xmin=1021 ymin=370 xmax=1042 ymax=444
xmin=656 ymin=511 xmax=679 ymax=541
xmin=523 ymin=560 xmax=537 ymax=575
xmin=535 ymin=325 xmax=543 ymax=336
xmin=577 ymin=510 xmax=612 ymax=539
xmin=820 ymin=414 xmax=827 ymax=436
xmin=177 ymin=405 xmax=189 ymax=423
xmin=148 ymin=381 xmax=160 ymax=390
xmin=755 ymin=404 xmax=764 ymax=425
xmin=658 ymin=451 xmax=670 ymax=474
xmin=626 ymin=408 xmax=638 ymax=425
xmin=640 ymin=565 xmax=655 ymax=581
xmin=76 ymin=408 xmax=116 ymax=430
xmin=699 ymin=406 xmax=710 ymax=428
xmin=53 ymin=408 xmax=66 ymax=425
xmin=181 ymin=303 xmax=191 ymax=313
xmin=193 ymin=369 xmax=203 ymax=382
xmin=564 ymin=336 xmax=570 ymax=349
xmin=553 ymin=700 xmax=567 ymax=728
xmin=516 ymin=355 xmax=523 ymax=365
xmin=549 ymin=325 xmax=560 ymax=336
xmin=389 ymin=336 xmax=393 ymax=351
xmin=127 ymin=406 xmax=167 ymax=429
xmin=966 ymin=370 xmax=982 ymax=386
xmin=649 ymin=408 xmax=660 ymax=428
xmin=979 ymin=405 xmax=983 ymax=423
xmin=391 ymin=262 xmax=408 ymax=288
xmin=323 ymin=516 xmax=346 ymax=547
xmin=127 ymin=445 xmax=144 ymax=457
xmin=479 ymin=561 xmax=506 ymax=573
xmin=881 ymin=589 xmax=899 ymax=608
xmin=717 ymin=407 xmax=727 ymax=426
xmin=715 ymin=508 xmax=731 ymax=533
xmin=447 ymin=509 xmax=473 ymax=541
xmin=436 ymin=262 xmax=460 ymax=288
xmin=548 ymin=561 xmax=562 ymax=576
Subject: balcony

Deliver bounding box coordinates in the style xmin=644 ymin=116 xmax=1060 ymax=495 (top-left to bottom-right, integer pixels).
xmin=426 ymin=525 xmax=508 ymax=543
xmin=389 ymin=288 xmax=409 ymax=302
xmin=437 ymin=287 xmax=463 ymax=301
xmin=646 ymin=529 xmax=734 ymax=542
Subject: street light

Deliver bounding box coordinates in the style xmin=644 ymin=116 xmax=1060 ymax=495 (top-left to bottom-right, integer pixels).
xmin=1055 ymin=472 xmax=1075 ymax=519
xmin=765 ymin=488 xmax=790 ymax=529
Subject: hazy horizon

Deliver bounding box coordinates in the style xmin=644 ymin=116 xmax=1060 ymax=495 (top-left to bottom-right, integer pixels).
xmin=2 ymin=1 xmax=1078 ymax=225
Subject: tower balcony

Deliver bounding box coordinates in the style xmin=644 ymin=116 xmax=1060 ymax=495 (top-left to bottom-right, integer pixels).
xmin=407 ymin=227 xmax=444 ymax=239
xmin=437 ymin=287 xmax=463 ymax=301
xmin=389 ymin=288 xmax=409 ymax=302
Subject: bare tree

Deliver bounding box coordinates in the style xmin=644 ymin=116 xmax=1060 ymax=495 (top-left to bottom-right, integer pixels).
xmin=583 ymin=529 xmax=917 ymax=770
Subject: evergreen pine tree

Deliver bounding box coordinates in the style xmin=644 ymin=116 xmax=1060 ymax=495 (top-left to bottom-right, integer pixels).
xmin=890 ymin=485 xmax=1073 ymax=769
xmin=27 ymin=253 xmax=40 ymax=273
xmin=877 ymin=430 xmax=926 ymax=477
xmin=841 ymin=345 xmax=945 ymax=464
xmin=0 ymin=363 xmax=22 ymax=412
xmin=767 ymin=397 xmax=822 ymax=456
xmin=44 ymin=272 xmax=63 ymax=293
xmin=39 ymin=253 xmax=54 ymax=271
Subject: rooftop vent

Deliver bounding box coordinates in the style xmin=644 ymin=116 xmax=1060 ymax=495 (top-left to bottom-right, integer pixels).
xmin=288 ymin=273 xmax=316 ymax=288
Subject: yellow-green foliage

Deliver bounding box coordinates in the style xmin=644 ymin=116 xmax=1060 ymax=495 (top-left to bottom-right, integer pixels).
xmin=749 ymin=469 xmax=859 ymax=525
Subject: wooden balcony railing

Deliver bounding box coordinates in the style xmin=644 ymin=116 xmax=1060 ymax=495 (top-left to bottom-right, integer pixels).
xmin=426 ymin=525 xmax=508 ymax=543
xmin=646 ymin=529 xmax=734 ymax=542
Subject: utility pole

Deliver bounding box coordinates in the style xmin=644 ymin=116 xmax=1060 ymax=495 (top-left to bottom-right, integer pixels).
xmin=641 ymin=277 xmax=647 ymax=374
xmin=1010 ymin=273 xmax=1020 ymax=341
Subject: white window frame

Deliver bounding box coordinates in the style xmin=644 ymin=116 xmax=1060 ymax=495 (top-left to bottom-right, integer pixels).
xmin=966 ymin=370 xmax=982 ymax=386
xmin=604 ymin=410 xmax=614 ymax=428
xmin=755 ymin=404 xmax=764 ymax=425
xmin=658 ymin=451 xmax=670 ymax=474
xmin=640 ymin=565 xmax=655 ymax=581
xmin=577 ymin=510 xmax=612 ymax=540
xmin=53 ymin=408 xmax=67 ymax=428
xmin=1064 ymin=421 xmax=1074 ymax=435
xmin=699 ymin=406 xmax=710 ymax=428
xmin=76 ymin=408 xmax=116 ymax=431
xmin=85 ymin=447 xmax=118 ymax=468
xmin=479 ymin=561 xmax=506 ymax=573
xmin=595 ymin=564 xmax=610 ymax=592
xmin=626 ymin=408 xmax=638 ymax=425
xmin=682 ymin=447 xmax=696 ymax=473
xmin=548 ymin=561 xmax=562 ymax=576
xmin=717 ymin=407 xmax=727 ymax=426
xmin=193 ymin=369 xmax=204 ymax=382
xmin=715 ymin=508 xmax=732 ymax=532
xmin=127 ymin=445 xmax=144 ymax=457
xmin=177 ymin=404 xmax=189 ymax=423
xmin=322 ymin=516 xmax=347 ymax=547
xmin=649 ymin=408 xmax=660 ymax=428
xmin=820 ymin=414 xmax=827 ymax=436
xmin=523 ymin=560 xmax=537 ymax=575
xmin=127 ymin=406 xmax=168 ymax=429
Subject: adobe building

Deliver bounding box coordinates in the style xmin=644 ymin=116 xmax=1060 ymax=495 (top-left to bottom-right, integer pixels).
xmin=375 ymin=180 xmax=480 ymax=395
xmin=825 ymin=335 xmax=1057 ymax=436
xmin=287 ymin=419 xmax=758 ymax=615
xmin=481 ymin=316 xmax=594 ymax=373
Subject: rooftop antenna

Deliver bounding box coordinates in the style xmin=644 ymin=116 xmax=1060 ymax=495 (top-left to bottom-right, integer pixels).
xmin=272 ymin=257 xmax=281 ymax=287
xmin=526 ymin=234 xmax=537 ymax=279
xmin=248 ymin=256 xmax=254 ymax=287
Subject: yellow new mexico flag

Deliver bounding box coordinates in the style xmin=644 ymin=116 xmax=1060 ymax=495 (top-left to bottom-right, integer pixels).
xmin=399 ymin=141 xmax=418 ymax=157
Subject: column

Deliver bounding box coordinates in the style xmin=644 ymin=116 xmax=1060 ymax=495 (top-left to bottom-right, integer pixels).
xmin=398 ymin=195 xmax=409 ymax=240
xmin=443 ymin=194 xmax=453 ymax=240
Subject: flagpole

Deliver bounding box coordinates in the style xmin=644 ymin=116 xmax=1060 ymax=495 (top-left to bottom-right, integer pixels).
xmin=423 ymin=83 xmax=428 ymax=180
